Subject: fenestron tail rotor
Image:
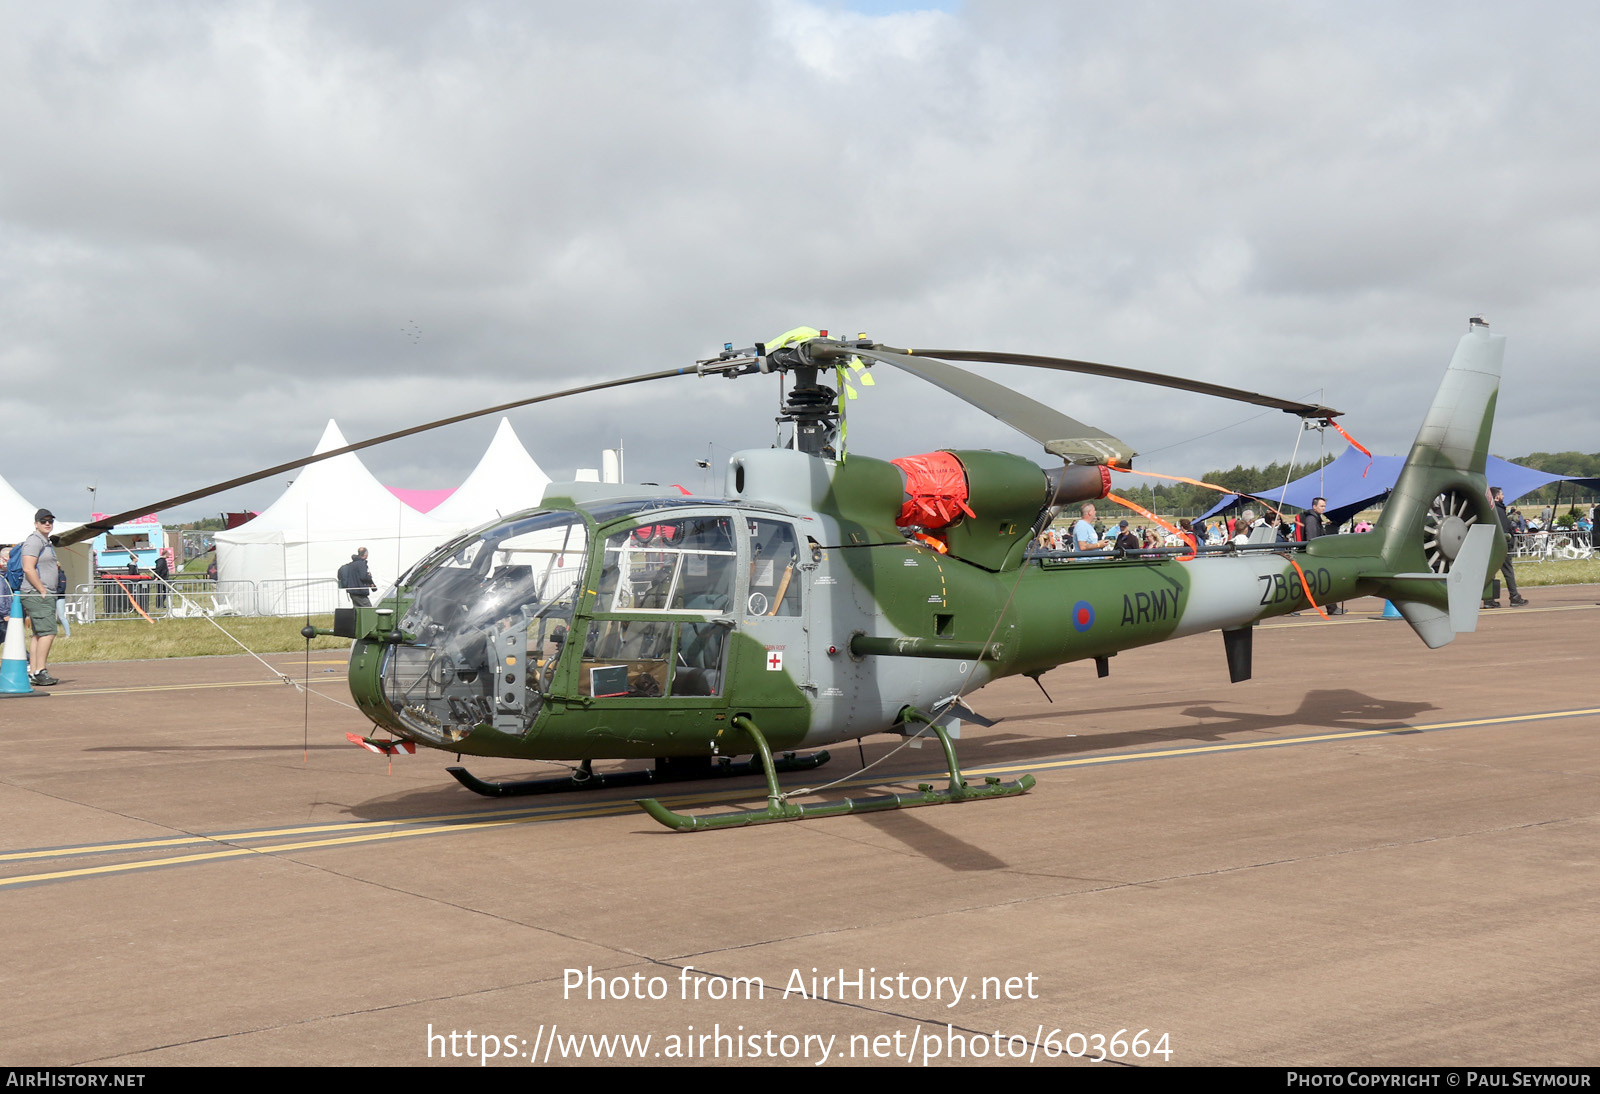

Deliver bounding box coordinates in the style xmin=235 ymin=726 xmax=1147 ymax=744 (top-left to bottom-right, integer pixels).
xmin=1423 ymin=489 xmax=1480 ymax=574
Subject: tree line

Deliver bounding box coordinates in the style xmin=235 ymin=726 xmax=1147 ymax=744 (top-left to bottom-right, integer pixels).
xmin=1499 ymin=451 xmax=1600 ymax=506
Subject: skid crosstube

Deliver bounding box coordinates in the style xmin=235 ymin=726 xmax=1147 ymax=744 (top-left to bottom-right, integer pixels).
xmin=637 ymin=711 xmax=1036 ymax=831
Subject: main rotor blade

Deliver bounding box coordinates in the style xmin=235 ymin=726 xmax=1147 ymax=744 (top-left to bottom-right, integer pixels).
xmin=57 ymin=366 xmax=694 ymax=546
xmin=847 ymin=345 xmax=1136 ymax=466
xmin=883 ymin=347 xmax=1341 ymax=419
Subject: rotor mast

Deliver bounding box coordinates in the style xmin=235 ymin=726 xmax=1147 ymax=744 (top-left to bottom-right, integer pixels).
xmin=776 ymin=362 xmax=841 ymax=456
xmin=697 ymin=336 xmax=858 ymax=458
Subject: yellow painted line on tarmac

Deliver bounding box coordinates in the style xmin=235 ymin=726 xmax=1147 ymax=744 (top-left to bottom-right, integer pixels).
xmin=8 ymin=705 xmax=1599 ymax=888
xmin=1476 ymin=602 xmax=1600 ymax=614
xmin=9 ymin=766 xmax=849 ymax=865
xmin=0 ymin=801 xmax=625 ymax=862
xmin=967 ymin=706 xmax=1600 ymax=780
xmin=56 ymin=678 xmax=337 ymax=697
xmin=1264 ymin=601 xmax=1600 ymax=629
xmin=0 ymin=803 xmax=632 ymax=889
xmin=6 ymin=776 xmax=843 ymax=867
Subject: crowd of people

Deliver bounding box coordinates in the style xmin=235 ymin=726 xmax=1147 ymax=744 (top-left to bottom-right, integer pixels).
xmin=1037 ymin=496 xmax=1598 ymax=559
xmin=1034 ymin=493 xmax=1600 ymax=617
xmin=1503 ymin=502 xmax=1597 ymax=537
xmin=1034 ymin=497 xmax=1344 ymax=555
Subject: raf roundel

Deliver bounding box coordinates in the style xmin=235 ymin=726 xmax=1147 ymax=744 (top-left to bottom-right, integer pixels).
xmin=1072 ymin=600 xmax=1095 ymax=632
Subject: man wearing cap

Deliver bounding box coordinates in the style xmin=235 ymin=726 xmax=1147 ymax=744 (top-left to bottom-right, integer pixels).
xmin=20 ymin=509 xmax=60 ymax=686
xmin=1113 ymin=519 xmax=1141 ymax=552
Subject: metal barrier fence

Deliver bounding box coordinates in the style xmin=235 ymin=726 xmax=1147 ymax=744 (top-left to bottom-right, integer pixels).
xmin=255 ymin=578 xmax=344 ymax=617
xmin=68 ymin=579 xmax=258 ymax=623
xmin=70 ymin=577 xmax=356 ymax=621
xmin=70 ymin=576 xmax=352 ymax=621
xmin=1511 ymin=530 xmax=1595 ymax=561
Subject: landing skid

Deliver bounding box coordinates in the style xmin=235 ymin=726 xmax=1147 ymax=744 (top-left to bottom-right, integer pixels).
xmin=446 ymin=750 xmax=831 ymax=798
xmin=638 ymin=711 xmax=1035 ymax=831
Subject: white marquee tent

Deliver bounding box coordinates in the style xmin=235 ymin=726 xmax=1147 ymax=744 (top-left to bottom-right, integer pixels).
xmin=426 ymin=417 xmax=552 ymax=532
xmin=215 ymin=420 xmax=456 ymax=615
xmin=0 ymin=473 xmax=38 ymax=547
xmin=0 ymin=476 xmax=95 ymax=606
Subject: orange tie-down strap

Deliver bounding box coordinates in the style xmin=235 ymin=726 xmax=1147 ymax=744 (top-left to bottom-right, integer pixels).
xmin=1285 ymin=555 xmax=1331 ymax=620
xmin=1326 ymin=419 xmax=1375 ymax=477
xmin=1110 ymin=464 xmax=1301 ymax=515
xmin=107 ymin=576 xmax=155 ymax=624
xmin=1105 ymin=492 xmax=1197 ymax=561
xmin=1327 ymin=418 xmax=1371 ymax=458
xmin=1106 ymin=466 xmax=1240 ymax=558
xmin=1109 ymin=465 xmax=1243 ymax=498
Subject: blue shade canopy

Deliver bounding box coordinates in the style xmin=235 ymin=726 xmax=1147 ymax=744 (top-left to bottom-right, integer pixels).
xmin=1198 ymin=448 xmax=1575 ymax=524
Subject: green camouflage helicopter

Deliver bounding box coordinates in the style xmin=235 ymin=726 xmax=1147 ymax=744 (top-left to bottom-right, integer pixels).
xmin=65 ymin=321 xmax=1505 ymax=830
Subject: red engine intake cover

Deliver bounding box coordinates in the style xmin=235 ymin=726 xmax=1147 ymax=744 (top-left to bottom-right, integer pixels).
xmin=890 ymin=451 xmax=976 ymax=529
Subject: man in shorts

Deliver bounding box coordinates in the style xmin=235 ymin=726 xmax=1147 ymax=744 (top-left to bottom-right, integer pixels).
xmin=20 ymin=509 xmax=61 ymax=686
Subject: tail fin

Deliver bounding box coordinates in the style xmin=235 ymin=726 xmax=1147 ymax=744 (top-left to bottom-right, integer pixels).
xmin=1368 ymin=322 xmax=1505 ymax=648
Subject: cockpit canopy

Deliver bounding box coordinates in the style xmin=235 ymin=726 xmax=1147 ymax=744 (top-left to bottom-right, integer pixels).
xmin=401 ymin=509 xmax=590 ymax=637
xmin=384 ymin=510 xmax=590 ymax=742
xmin=379 ymin=504 xmax=804 ymax=747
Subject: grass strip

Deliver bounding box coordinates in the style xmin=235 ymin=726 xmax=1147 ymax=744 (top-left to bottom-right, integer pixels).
xmin=51 ymin=615 xmax=352 ymax=663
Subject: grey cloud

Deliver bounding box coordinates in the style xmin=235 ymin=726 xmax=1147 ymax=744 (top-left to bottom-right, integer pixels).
xmin=2 ymin=0 xmax=1594 ymax=522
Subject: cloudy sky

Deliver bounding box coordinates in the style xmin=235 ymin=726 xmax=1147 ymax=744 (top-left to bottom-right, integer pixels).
xmin=4 ymin=1 xmax=1597 ymax=523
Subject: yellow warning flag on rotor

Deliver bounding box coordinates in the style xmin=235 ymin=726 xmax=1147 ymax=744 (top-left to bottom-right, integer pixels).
xmin=762 ymin=326 xmax=878 ymax=399
xmin=839 ymin=355 xmax=875 ymax=400
xmin=766 ymin=326 xmax=822 ymax=351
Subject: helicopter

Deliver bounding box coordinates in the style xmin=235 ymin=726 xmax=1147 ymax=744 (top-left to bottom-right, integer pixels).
xmin=62 ymin=321 xmax=1506 ymax=831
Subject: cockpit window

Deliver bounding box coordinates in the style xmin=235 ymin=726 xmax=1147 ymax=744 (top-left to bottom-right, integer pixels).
xmin=577 ymin=619 xmax=727 ymax=698
xmin=746 ymin=519 xmax=801 ymax=617
xmin=601 ymin=515 xmax=737 ymax=614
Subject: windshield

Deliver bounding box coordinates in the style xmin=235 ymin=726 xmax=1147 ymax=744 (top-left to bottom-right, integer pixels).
xmin=383 ymin=510 xmax=588 ymax=742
